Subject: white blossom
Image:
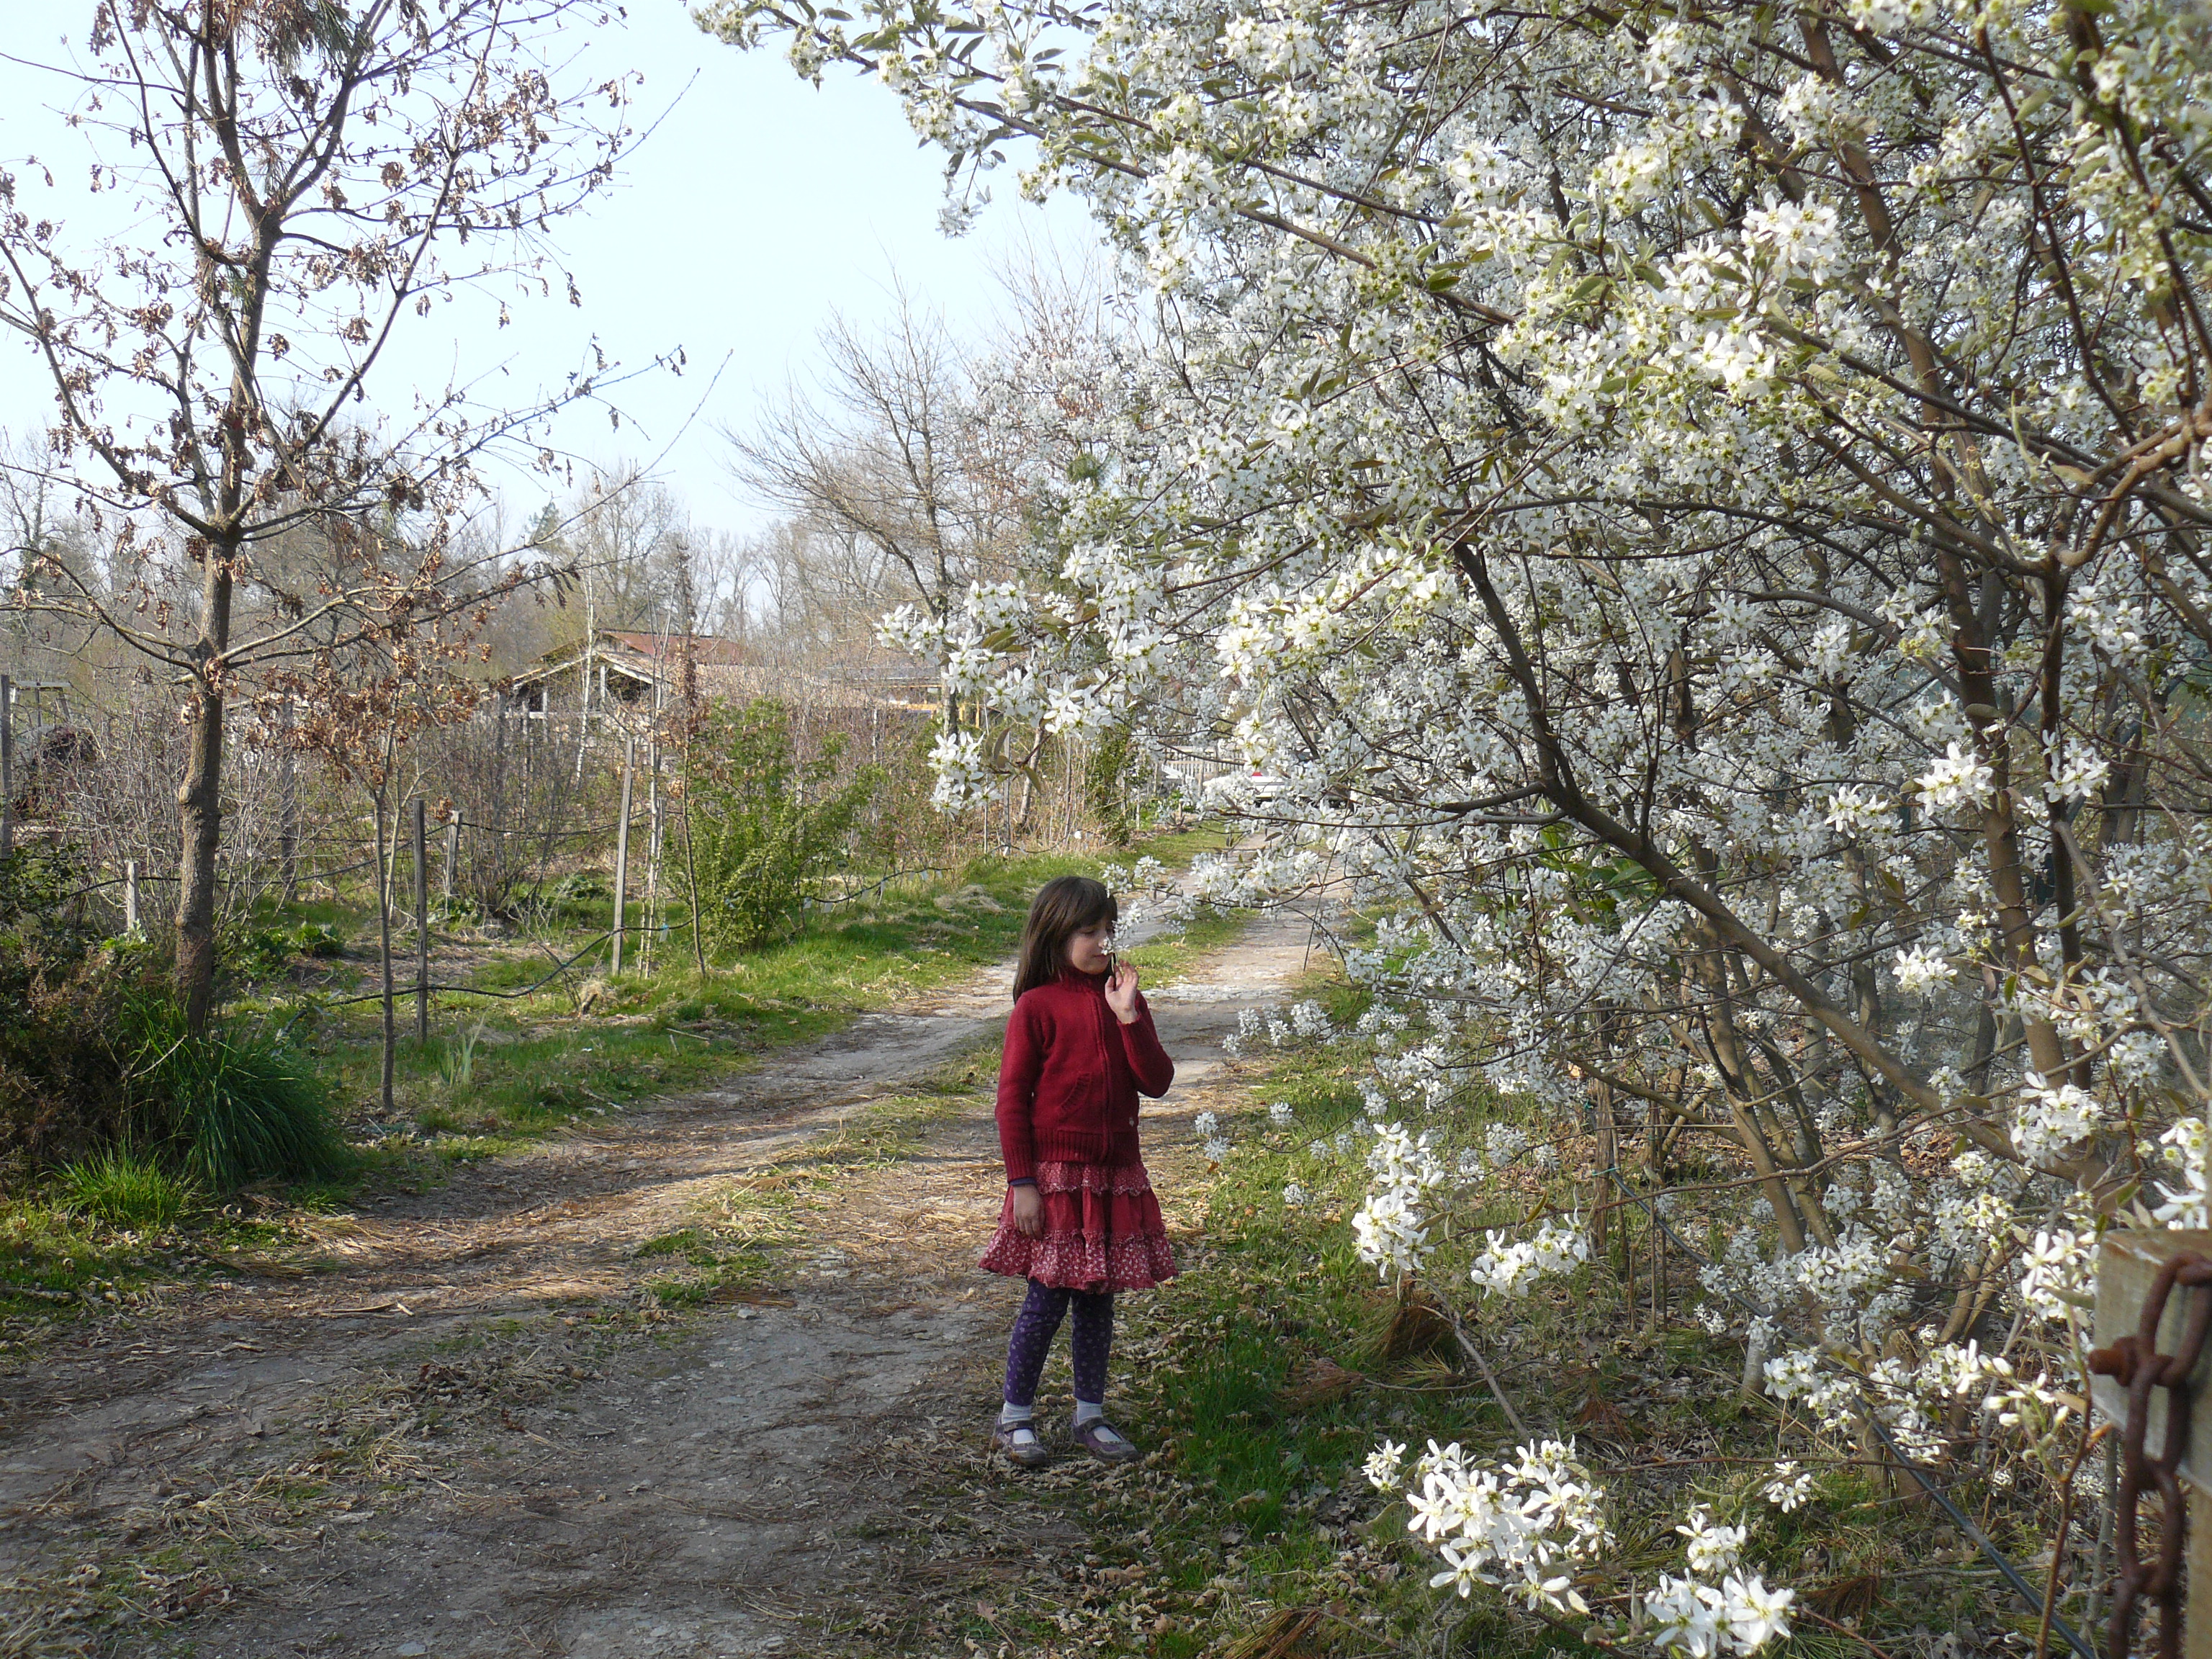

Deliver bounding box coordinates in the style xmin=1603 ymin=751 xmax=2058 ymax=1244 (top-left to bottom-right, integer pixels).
xmin=1761 ymin=1464 xmax=1814 ymax=1512
xmin=1364 ymin=1438 xmax=1407 ymax=1491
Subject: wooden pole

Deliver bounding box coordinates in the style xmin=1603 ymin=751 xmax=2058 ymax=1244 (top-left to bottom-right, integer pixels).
xmin=2090 ymin=1228 xmax=2212 ymax=1659
xmin=644 ymin=744 xmax=662 ymax=976
xmin=375 ymin=784 xmax=395 ymax=1115
xmin=413 ymin=796 xmax=429 ymax=1047
xmin=124 ymin=859 xmax=139 ymax=932
xmin=279 ymin=722 xmax=299 ymax=903
xmin=0 ymin=674 xmax=13 ymax=860
xmin=612 ymin=736 xmax=634 ymax=975
xmin=642 ymin=663 xmax=664 ymax=976
xmin=673 ymin=547 xmax=706 ymax=978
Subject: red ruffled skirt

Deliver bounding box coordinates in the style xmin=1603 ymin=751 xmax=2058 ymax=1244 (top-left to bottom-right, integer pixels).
xmin=979 ymin=1159 xmax=1177 ymax=1292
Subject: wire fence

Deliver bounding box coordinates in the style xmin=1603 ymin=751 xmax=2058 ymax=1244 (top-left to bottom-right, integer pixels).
xmin=3 ymin=685 xmax=1228 ymax=1007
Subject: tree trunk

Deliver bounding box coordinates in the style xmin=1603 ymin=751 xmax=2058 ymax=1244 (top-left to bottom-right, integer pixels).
xmin=174 ymin=677 xmax=228 ymax=1033
xmin=174 ymin=528 xmax=236 ymax=1033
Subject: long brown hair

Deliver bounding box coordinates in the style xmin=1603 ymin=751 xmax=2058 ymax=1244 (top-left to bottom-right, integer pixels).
xmin=1013 ymin=876 xmax=1117 ymax=1001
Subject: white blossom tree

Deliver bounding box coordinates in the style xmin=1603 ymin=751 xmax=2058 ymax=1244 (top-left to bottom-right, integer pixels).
xmin=714 ymin=0 xmax=2212 ymax=1637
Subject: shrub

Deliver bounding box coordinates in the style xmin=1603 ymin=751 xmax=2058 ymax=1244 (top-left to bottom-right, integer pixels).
xmin=122 ymin=999 xmax=349 ymax=1190
xmin=230 ymin=926 xmax=297 ymax=981
xmin=0 ymin=850 xmax=345 ymax=1195
xmin=0 ymin=848 xmax=143 ymax=1179
xmin=686 ymin=698 xmax=882 ymax=952
xmin=54 ymin=1146 xmax=194 ymax=1231
xmin=292 ymin=921 xmax=347 ymax=958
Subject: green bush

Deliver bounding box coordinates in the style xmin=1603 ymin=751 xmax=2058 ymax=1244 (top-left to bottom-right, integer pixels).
xmin=1 ymin=848 xmax=140 ymax=1178
xmin=687 ymin=698 xmax=882 ymax=952
xmin=549 ymin=871 xmax=610 ymax=909
xmin=0 ymin=852 xmax=346 ymax=1196
xmin=122 ymin=998 xmax=348 ymax=1190
xmin=55 ymin=1146 xmax=194 ymax=1231
xmin=231 ymin=926 xmax=297 ymax=981
xmin=292 ymin=921 xmax=347 ymax=958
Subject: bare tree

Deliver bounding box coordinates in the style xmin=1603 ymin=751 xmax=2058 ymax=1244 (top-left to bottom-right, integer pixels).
xmin=279 ymin=596 xmax=486 ymax=1115
xmin=0 ymin=1 xmax=639 ymax=1030
xmin=725 ymin=294 xmax=1022 ymax=717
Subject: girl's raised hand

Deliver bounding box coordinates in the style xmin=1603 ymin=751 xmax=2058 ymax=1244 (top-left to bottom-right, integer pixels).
xmin=1105 ymin=959 xmax=1141 ymax=1024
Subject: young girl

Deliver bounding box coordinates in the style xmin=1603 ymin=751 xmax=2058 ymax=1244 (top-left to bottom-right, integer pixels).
xmin=980 ymin=876 xmax=1177 ymax=1467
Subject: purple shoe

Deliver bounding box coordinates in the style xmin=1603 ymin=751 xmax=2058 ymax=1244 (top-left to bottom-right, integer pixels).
xmin=993 ymin=1419 xmax=1051 ymax=1468
xmin=1074 ymin=1419 xmax=1141 ymax=1465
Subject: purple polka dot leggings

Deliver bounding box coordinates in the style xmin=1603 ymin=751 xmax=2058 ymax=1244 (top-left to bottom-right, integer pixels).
xmin=1002 ymin=1277 xmax=1114 ymax=1408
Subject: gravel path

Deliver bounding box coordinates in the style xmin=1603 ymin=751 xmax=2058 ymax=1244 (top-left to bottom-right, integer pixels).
xmin=0 ymin=912 xmax=1322 ymax=1659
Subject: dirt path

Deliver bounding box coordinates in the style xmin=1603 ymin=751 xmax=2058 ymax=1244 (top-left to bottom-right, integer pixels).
xmin=0 ymin=914 xmax=1322 ymax=1658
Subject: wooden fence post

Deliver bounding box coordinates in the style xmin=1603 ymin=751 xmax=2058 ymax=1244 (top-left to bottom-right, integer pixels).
xmin=124 ymin=860 xmax=139 ymax=932
xmin=2088 ymin=1228 xmax=2212 ymax=1659
xmin=279 ymin=728 xmax=299 ymax=902
xmin=611 ymin=736 xmax=634 ymax=975
xmin=443 ymin=815 xmax=458 ymax=912
xmin=644 ymin=741 xmax=662 ymax=976
xmin=413 ymin=796 xmax=429 ymax=1047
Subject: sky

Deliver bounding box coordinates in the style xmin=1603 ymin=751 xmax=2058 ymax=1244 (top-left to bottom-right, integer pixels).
xmin=0 ymin=0 xmax=1099 ymax=536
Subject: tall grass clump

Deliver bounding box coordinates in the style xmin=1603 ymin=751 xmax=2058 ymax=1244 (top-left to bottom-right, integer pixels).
xmin=55 ymin=1146 xmax=195 ymax=1231
xmin=124 ymin=998 xmax=348 ymax=1190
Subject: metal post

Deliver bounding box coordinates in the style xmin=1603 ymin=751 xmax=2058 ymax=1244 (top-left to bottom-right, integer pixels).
xmin=124 ymin=860 xmax=139 ymax=932
xmin=0 ymin=673 xmax=13 ymax=860
xmin=611 ymin=736 xmax=634 ymax=975
xmin=413 ymin=796 xmax=429 ymax=1047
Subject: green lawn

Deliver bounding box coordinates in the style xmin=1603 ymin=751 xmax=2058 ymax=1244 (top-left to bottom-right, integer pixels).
xmin=1 ymin=830 xmax=1233 ymax=1321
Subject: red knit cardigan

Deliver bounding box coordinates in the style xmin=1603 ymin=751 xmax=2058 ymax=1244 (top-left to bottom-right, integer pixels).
xmin=994 ymin=970 xmax=1174 ymax=1182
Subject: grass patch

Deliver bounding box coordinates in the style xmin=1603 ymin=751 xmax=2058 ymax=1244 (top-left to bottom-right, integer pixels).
xmin=126 ymin=998 xmax=349 ymax=1189
xmin=636 ymin=1073 xmax=991 ymax=1308
xmin=0 ymin=1199 xmax=141 ymax=1313
xmin=315 ymin=848 xmax=1190 ymax=1171
xmin=54 ymin=1146 xmax=197 ymax=1231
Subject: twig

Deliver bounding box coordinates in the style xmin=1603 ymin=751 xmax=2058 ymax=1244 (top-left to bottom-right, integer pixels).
xmin=272 ymin=927 xmax=649 ymax=1034
xmin=2037 ymin=1419 xmax=2109 ymax=1659
xmin=1799 ymin=1608 xmax=1905 ymax=1659
xmin=1442 ymin=1314 xmax=1532 ymax=1439
xmin=812 ymin=866 xmax=953 ymax=907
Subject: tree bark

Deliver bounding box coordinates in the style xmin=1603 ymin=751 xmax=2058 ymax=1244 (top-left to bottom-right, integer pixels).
xmin=175 ymin=665 xmax=229 ymax=1034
